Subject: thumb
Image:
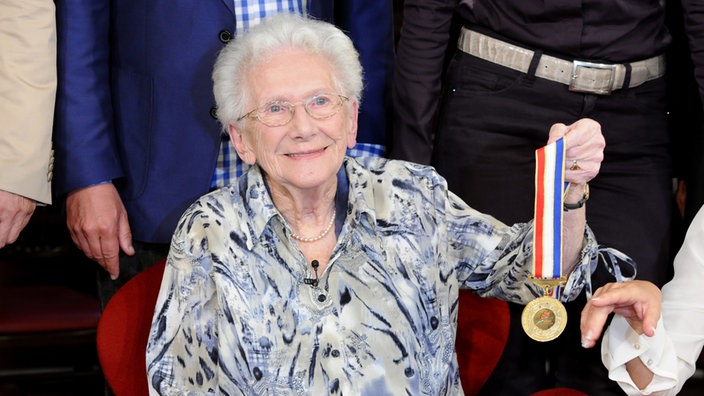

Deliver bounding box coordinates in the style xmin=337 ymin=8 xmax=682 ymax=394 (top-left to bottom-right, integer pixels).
xmin=118 ymin=215 xmax=135 ymax=256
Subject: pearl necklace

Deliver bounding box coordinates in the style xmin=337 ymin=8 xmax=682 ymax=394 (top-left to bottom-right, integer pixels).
xmin=290 ymin=211 xmax=336 ymax=243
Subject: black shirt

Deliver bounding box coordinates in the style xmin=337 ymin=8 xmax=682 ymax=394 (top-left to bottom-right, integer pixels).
xmin=456 ymin=0 xmax=670 ymax=62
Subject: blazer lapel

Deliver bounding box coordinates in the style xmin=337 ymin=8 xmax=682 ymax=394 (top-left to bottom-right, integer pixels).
xmin=218 ymin=0 xmax=236 ymax=17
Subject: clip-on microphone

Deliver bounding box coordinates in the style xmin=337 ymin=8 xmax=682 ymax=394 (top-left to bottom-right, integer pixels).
xmin=303 ymin=259 xmax=320 ymax=287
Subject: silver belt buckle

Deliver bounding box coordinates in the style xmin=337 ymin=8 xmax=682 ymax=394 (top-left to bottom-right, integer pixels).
xmin=569 ymin=60 xmax=617 ymax=95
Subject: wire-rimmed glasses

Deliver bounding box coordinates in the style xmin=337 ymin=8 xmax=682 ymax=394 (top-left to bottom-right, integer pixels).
xmin=236 ymin=93 xmax=349 ymax=127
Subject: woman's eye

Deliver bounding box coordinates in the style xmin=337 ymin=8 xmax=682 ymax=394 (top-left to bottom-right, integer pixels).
xmin=266 ymin=103 xmax=285 ymax=113
xmin=311 ymin=96 xmax=330 ymax=107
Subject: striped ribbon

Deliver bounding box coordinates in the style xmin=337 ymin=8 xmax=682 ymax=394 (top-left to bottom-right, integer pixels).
xmin=533 ymin=138 xmax=566 ymax=297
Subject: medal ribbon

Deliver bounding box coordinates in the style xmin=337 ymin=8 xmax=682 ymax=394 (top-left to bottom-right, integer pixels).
xmin=533 ymin=138 xmax=566 ymax=298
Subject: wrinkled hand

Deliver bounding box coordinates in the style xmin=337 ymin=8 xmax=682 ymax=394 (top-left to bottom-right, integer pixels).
xmin=580 ymin=280 xmax=662 ymax=349
xmin=0 ymin=190 xmax=36 ymax=248
xmin=66 ymin=183 xmax=135 ymax=279
xmin=547 ymin=118 xmax=605 ymax=185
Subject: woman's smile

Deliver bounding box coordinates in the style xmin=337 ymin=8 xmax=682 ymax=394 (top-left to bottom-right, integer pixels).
xmin=285 ymin=145 xmax=328 ymax=158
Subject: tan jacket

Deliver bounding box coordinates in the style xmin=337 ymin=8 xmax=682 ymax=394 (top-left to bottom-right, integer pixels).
xmin=0 ymin=0 xmax=56 ymax=204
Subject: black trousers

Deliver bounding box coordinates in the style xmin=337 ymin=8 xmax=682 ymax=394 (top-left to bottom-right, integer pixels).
xmin=434 ymin=51 xmax=674 ymax=395
xmin=96 ymin=241 xmax=170 ymax=310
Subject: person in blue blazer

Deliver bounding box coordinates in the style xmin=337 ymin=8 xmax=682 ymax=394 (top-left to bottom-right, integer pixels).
xmin=54 ymin=0 xmax=394 ymax=306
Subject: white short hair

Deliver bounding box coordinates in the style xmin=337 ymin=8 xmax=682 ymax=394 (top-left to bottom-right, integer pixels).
xmin=212 ymin=13 xmax=363 ymax=130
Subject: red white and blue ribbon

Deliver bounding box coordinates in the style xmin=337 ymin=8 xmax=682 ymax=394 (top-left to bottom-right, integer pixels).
xmin=533 ymin=138 xmax=566 ymax=298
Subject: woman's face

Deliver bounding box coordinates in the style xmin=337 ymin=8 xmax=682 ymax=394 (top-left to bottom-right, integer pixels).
xmin=228 ymin=47 xmax=358 ymax=193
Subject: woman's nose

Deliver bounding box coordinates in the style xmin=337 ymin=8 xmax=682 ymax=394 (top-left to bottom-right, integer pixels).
xmin=288 ymin=105 xmax=316 ymax=137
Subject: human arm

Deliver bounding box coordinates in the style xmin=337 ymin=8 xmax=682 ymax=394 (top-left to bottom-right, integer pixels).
xmin=580 ymin=280 xmax=662 ymax=391
xmin=681 ymin=0 xmax=704 ymax=107
xmin=66 ymin=183 xmax=134 ymax=279
xmin=583 ymin=206 xmax=704 ymax=395
xmin=146 ymin=203 xmax=221 ymax=395
xmin=0 ymin=0 xmax=56 ymax=246
xmin=547 ymin=118 xmax=605 ymax=275
xmin=0 ymin=191 xmax=35 ymax=248
xmin=453 ymin=118 xmax=605 ymax=301
xmin=390 ymin=0 xmax=458 ymax=164
xmin=54 ymin=0 xmax=132 ymax=272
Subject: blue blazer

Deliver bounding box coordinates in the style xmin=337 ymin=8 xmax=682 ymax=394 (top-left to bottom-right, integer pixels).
xmin=54 ymin=0 xmax=394 ymax=243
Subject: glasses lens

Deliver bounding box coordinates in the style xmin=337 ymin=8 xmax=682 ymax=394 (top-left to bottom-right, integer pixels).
xmin=306 ymin=94 xmax=341 ymax=119
xmin=259 ymin=101 xmax=293 ymax=126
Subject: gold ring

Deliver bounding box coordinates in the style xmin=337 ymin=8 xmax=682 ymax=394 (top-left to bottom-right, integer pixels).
xmin=569 ymin=160 xmax=581 ymax=171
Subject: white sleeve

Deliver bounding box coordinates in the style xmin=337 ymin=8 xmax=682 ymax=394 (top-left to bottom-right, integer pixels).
xmin=602 ymin=316 xmax=679 ymax=395
xmin=603 ymin=206 xmax=704 ymax=395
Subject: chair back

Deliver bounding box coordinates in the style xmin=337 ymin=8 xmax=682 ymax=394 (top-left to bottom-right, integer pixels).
xmin=456 ymin=290 xmax=510 ymax=395
xmin=0 ymin=284 xmax=100 ymax=383
xmin=96 ymin=259 xmax=166 ymax=396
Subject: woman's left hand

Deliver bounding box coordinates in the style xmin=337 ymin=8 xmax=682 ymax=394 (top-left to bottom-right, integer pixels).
xmin=547 ymin=118 xmax=605 ymax=185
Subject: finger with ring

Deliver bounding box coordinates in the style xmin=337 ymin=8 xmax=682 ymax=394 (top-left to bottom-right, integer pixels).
xmin=569 ymin=159 xmax=581 ymax=171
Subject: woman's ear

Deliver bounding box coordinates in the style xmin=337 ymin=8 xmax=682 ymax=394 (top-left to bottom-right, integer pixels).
xmin=228 ymin=123 xmax=256 ymax=165
xmin=346 ymin=100 xmax=359 ymax=149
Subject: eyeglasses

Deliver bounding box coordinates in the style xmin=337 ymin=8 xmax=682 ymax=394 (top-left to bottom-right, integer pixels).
xmin=237 ymin=93 xmax=349 ymax=127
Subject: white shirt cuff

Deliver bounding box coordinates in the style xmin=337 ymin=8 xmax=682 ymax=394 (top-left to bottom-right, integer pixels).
xmin=602 ymin=315 xmax=679 ymax=395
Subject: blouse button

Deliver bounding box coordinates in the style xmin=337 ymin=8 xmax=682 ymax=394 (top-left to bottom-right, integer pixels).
xmin=318 ymin=294 xmax=326 ymax=302
xmin=634 ymin=343 xmax=641 ymax=350
xmin=331 ymin=349 xmax=340 ymax=357
xmin=647 ymin=359 xmax=654 ymax=365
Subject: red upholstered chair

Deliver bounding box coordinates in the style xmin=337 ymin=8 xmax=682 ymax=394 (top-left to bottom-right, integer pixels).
xmin=456 ymin=289 xmax=510 ymax=395
xmin=0 ymin=284 xmax=101 ymax=381
xmin=96 ymin=259 xmax=166 ymax=396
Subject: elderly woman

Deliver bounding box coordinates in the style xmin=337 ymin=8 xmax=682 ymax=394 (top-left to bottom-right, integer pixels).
xmin=146 ymin=14 xmax=609 ymax=395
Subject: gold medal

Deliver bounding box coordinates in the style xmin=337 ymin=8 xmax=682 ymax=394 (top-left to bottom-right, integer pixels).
xmin=521 ymin=295 xmax=567 ymax=342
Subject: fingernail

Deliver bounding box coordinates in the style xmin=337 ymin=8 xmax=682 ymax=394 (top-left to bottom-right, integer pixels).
xmin=581 ymin=332 xmax=593 ymax=348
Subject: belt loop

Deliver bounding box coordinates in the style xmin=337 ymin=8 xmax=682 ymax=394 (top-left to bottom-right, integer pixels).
xmin=622 ymin=63 xmax=632 ymax=90
xmin=527 ymin=50 xmax=543 ymax=81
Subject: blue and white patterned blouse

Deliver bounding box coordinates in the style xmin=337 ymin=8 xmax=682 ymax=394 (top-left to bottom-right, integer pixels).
xmin=147 ymin=157 xmax=599 ymax=395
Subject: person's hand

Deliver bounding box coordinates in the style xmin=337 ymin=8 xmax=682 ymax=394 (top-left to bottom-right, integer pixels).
xmin=0 ymin=190 xmax=36 ymax=248
xmin=66 ymin=183 xmax=135 ymax=279
xmin=580 ymin=280 xmax=661 ymax=349
xmin=547 ymin=118 xmax=605 ymax=186
xmin=547 ymin=118 xmax=604 ymax=271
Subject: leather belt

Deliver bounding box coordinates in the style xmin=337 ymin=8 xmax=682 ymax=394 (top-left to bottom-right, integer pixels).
xmin=457 ymin=27 xmax=665 ymax=95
